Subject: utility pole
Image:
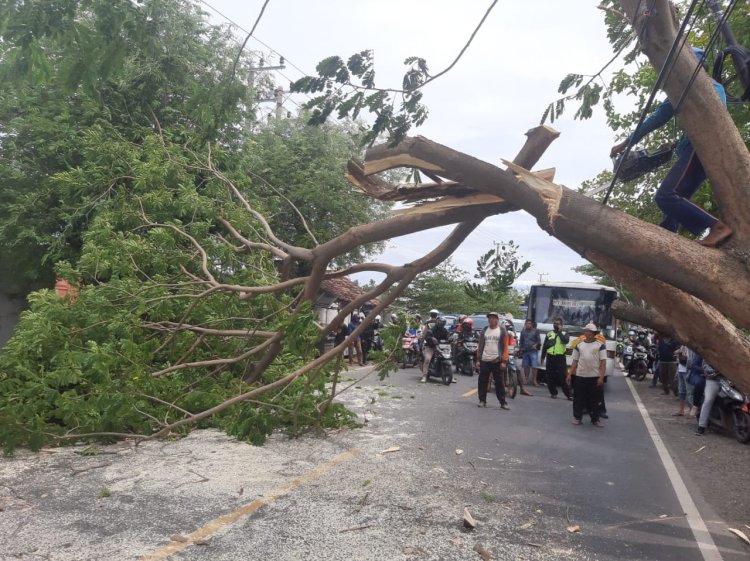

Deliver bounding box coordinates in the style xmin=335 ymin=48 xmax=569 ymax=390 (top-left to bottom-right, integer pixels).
xmin=538 ymin=272 xmax=549 ymax=283
xmin=274 ymin=87 xmax=284 ymax=121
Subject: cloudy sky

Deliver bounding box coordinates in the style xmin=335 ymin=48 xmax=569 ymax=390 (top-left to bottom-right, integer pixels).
xmin=205 ymin=0 xmax=624 ymax=288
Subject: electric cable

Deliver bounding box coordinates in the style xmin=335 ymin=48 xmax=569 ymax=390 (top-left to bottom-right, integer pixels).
xmin=602 ymin=0 xmax=704 ymax=205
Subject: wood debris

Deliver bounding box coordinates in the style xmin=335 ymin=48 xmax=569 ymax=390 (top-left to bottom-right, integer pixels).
xmin=728 ymin=528 xmax=750 ymax=546
xmin=473 ymin=543 xmax=493 ymax=560
xmin=380 ymin=446 xmax=401 ymax=454
xmin=170 ymin=535 xmax=189 ymax=543
xmin=566 ymin=525 xmax=581 ymax=533
xmin=463 ymin=508 xmax=477 ymax=529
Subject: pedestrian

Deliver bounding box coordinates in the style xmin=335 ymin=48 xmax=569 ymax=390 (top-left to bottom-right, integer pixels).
xmin=567 ymin=323 xmax=606 ymax=427
xmin=475 ymin=312 xmax=509 ymax=410
xmin=347 ymin=313 xmax=364 ymax=367
xmin=361 ymin=313 xmax=375 ymax=365
xmin=519 ymin=319 xmax=541 ymax=386
xmin=688 ymin=352 xmax=705 ymax=418
xmin=674 ymin=345 xmax=691 ymax=416
xmin=571 ymin=330 xmax=609 ymax=418
xmin=541 ymin=317 xmax=572 ymax=400
xmin=610 ymin=46 xmax=732 ymax=247
xmin=696 ymin=361 xmax=720 ymax=436
xmin=657 ymin=335 xmax=681 ymax=395
xmin=504 ymin=319 xmax=532 ymax=397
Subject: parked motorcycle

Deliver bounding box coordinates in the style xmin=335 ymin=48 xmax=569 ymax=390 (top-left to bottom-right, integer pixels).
xmin=627 ymin=343 xmax=650 ymax=381
xmin=505 ymin=346 xmax=519 ymax=399
xmin=401 ymin=330 xmax=420 ymax=369
xmin=427 ymin=339 xmax=454 ymax=385
xmin=454 ymin=335 xmax=478 ymax=376
xmin=706 ymin=376 xmax=750 ymax=444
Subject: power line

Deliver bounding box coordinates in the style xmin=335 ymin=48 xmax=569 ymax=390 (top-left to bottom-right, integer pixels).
xmin=198 ymin=0 xmax=310 ymax=77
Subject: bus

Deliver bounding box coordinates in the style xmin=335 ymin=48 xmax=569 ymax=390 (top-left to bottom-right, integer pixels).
xmin=526 ymin=282 xmax=619 ymax=378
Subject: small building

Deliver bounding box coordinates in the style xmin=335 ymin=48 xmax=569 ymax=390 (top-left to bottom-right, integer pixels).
xmin=316 ymin=277 xmax=380 ymax=327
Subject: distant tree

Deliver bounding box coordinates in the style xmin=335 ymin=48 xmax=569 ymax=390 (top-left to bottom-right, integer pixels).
xmin=464 ymin=241 xmax=531 ymax=312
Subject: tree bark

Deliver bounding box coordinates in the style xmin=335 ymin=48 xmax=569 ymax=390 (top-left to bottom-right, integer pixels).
xmin=618 ymin=0 xmax=750 ymax=243
xmin=362 ymin=136 xmax=750 ymax=331
xmin=589 ymin=252 xmax=750 ymax=396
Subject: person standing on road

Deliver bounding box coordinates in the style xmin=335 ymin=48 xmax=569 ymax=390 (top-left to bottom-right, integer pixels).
xmin=567 ymin=323 xmax=606 ymax=427
xmin=520 ymin=319 xmax=541 ymax=387
xmin=347 ymin=313 xmax=364 ymax=367
xmin=541 ymin=317 xmax=572 ymax=400
xmin=696 ymin=361 xmax=720 ymax=436
xmin=475 ymin=312 xmax=509 ymax=409
xmin=505 ymin=319 xmax=532 ymax=397
xmin=657 ymin=335 xmax=681 ymax=395
xmin=674 ymin=345 xmax=691 ymax=416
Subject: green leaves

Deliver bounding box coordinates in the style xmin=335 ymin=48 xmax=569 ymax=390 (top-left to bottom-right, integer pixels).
xmin=464 ymin=241 xmax=530 ymax=312
xmin=291 ymin=50 xmax=430 ymax=147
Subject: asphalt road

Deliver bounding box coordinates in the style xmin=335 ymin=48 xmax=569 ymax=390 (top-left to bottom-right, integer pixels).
xmin=0 ymin=364 xmax=748 ymax=561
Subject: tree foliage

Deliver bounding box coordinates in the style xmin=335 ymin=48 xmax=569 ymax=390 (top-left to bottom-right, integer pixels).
xmin=464 ymin=241 xmax=530 ymax=313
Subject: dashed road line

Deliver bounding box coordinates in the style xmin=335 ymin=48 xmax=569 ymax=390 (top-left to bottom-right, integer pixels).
xmin=139 ymin=448 xmax=362 ymax=561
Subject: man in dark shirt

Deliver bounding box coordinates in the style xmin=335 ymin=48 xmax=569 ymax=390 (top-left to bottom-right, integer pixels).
xmin=657 ymin=335 xmax=681 ymax=395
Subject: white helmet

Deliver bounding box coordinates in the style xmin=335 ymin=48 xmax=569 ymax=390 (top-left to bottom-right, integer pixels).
xmin=375 ymin=315 xmax=381 ymax=322
xmin=429 ymin=309 xmax=439 ymax=315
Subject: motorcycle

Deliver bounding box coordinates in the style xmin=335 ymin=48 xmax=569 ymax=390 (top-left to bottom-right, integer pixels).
xmin=427 ymin=339 xmax=454 ymax=385
xmin=505 ymin=346 xmax=519 ymax=399
xmin=706 ymin=376 xmax=750 ymax=444
xmin=627 ymin=343 xmax=650 ymax=381
xmin=372 ymin=328 xmax=383 ymax=352
xmin=401 ymin=329 xmax=420 ymax=369
xmin=622 ymin=341 xmax=634 ymax=369
xmin=454 ymin=334 xmax=478 ymax=376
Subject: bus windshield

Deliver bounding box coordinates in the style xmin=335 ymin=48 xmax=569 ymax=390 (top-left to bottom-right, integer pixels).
xmin=528 ymin=285 xmax=617 ymax=332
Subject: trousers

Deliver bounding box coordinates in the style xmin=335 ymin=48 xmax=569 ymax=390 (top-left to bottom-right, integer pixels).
xmin=573 ymin=377 xmax=600 ymax=422
xmin=545 ymin=355 xmax=571 ymax=397
xmin=656 ymin=149 xmax=717 ymax=235
xmin=478 ymin=361 xmax=506 ymax=404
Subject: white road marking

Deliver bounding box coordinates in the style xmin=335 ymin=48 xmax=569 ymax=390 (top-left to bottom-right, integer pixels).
xmin=624 ymin=375 xmax=723 ymax=561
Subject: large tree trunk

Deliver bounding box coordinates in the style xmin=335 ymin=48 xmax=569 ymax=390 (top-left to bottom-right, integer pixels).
xmin=619 ymin=0 xmax=750 ymax=243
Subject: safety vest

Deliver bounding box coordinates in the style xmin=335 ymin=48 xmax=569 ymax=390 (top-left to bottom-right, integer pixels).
xmin=545 ymin=331 xmax=567 ymax=355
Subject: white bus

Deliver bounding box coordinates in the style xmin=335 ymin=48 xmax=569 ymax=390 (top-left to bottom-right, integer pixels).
xmin=526 ymin=282 xmax=619 ymax=378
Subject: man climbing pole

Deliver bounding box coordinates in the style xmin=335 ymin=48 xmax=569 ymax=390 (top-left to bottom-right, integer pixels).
xmin=610 ymin=47 xmax=733 ymax=247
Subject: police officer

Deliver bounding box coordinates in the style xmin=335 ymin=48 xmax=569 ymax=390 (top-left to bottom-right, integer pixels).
xmin=541 ymin=317 xmax=572 ymax=400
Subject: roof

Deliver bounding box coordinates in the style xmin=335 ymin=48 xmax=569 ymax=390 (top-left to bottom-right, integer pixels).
xmin=319 ymin=277 xmax=380 ymax=306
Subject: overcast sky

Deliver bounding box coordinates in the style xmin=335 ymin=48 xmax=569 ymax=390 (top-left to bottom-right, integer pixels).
xmin=205 ymin=0 xmax=623 ymax=289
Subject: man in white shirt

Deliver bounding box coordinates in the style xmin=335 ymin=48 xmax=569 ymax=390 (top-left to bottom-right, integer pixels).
xmin=567 ymin=322 xmax=607 ymax=427
xmin=475 ymin=312 xmax=509 ymax=410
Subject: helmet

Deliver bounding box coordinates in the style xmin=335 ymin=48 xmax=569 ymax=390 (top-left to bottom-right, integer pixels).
xmin=436 ymin=316 xmax=446 ymax=327
xmin=462 ymin=317 xmax=474 ymax=327
xmin=359 ymin=312 xmax=366 ymax=319
xmin=504 ymin=319 xmax=514 ymax=331
xmin=415 ymin=313 xmax=422 ymax=321
xmin=375 ymin=315 xmax=381 ymax=322
xmin=429 ymin=309 xmax=439 ymax=316
xmin=458 ymin=314 xmax=467 ymax=323
xmin=390 ymin=313 xmax=398 ymax=322
xmin=628 ymin=329 xmax=636 ymax=337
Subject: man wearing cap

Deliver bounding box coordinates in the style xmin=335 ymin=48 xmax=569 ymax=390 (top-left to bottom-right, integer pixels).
xmin=541 ymin=317 xmax=572 ymax=400
xmin=475 ymin=312 xmax=509 ymax=410
xmin=567 ymin=323 xmax=607 ymax=427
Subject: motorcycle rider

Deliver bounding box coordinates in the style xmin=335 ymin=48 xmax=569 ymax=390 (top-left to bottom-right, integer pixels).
xmin=454 ymin=317 xmax=476 ymax=374
xmin=421 ymin=315 xmax=450 ymax=383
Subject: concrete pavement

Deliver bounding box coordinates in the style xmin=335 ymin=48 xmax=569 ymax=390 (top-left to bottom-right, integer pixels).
xmin=0 ymin=363 xmax=747 ymax=560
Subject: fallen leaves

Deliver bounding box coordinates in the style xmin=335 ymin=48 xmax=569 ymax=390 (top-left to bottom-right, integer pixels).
xmin=566 ymin=525 xmax=581 ymax=533
xmin=517 ymin=520 xmax=535 ymax=530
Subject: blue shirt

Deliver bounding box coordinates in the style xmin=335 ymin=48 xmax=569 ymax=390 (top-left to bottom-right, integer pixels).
xmin=630 ymin=81 xmax=726 ymax=156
